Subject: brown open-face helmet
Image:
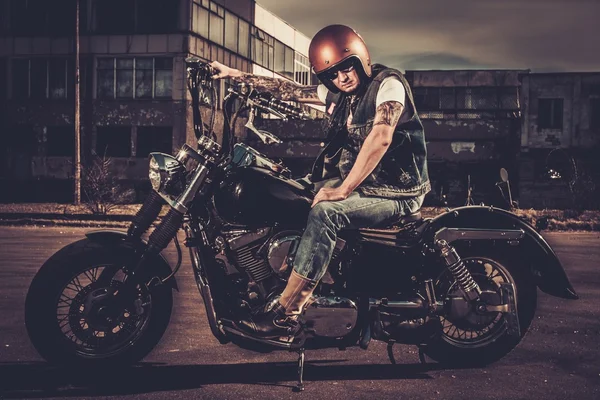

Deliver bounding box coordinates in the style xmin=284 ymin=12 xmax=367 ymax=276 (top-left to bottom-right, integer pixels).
xmin=309 ymin=24 xmax=372 ymax=93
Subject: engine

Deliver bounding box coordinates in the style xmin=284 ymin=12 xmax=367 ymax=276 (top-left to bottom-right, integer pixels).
xmin=215 ymin=227 xmax=358 ymax=338
xmin=214 ymin=228 xmax=301 ymax=301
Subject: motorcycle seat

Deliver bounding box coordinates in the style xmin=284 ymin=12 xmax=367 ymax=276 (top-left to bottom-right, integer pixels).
xmin=358 ymin=211 xmax=424 ymax=246
xmin=368 ymin=211 xmax=422 ymax=230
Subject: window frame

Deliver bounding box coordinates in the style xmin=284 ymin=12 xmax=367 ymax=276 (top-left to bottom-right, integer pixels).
xmin=96 ymin=57 xmax=173 ymax=100
xmin=537 ymin=98 xmax=564 ymax=130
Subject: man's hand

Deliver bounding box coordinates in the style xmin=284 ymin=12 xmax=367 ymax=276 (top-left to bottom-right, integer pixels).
xmin=311 ymin=186 xmax=351 ymax=208
xmin=210 ymin=61 xmax=242 ymax=79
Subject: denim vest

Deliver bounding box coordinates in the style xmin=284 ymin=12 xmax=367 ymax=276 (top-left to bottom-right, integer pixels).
xmin=310 ymin=64 xmax=430 ymax=199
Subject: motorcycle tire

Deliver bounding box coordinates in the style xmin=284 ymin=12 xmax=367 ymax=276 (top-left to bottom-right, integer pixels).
xmin=25 ymin=239 xmax=173 ymax=367
xmin=421 ymin=245 xmax=537 ymax=367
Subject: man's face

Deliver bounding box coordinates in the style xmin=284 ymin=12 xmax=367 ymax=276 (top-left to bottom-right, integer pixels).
xmin=321 ymin=58 xmax=361 ymax=93
xmin=331 ymin=67 xmax=361 ymax=93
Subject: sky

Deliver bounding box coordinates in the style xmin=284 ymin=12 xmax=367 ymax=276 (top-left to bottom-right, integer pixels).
xmin=257 ymin=0 xmax=600 ymax=73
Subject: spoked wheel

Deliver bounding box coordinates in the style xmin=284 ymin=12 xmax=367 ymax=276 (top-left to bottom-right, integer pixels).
xmin=25 ymin=240 xmax=173 ymax=367
xmin=58 ymin=265 xmax=154 ymax=358
xmin=422 ymin=250 xmax=537 ymax=367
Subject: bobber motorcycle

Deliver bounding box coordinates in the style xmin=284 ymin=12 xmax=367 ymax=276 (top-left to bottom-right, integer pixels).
xmin=25 ymin=58 xmax=578 ymax=391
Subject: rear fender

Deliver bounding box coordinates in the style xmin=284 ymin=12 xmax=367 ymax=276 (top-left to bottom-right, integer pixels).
xmin=85 ymin=229 xmax=178 ymax=291
xmin=427 ymin=206 xmax=578 ymax=300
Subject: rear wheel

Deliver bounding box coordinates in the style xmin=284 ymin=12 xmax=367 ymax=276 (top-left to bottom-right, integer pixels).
xmin=25 ymin=239 xmax=173 ymax=367
xmin=422 ymin=247 xmax=537 ymax=366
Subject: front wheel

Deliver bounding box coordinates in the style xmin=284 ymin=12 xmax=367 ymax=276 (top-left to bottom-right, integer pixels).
xmin=421 ymin=247 xmax=537 ymax=366
xmin=25 ymin=239 xmax=173 ymax=367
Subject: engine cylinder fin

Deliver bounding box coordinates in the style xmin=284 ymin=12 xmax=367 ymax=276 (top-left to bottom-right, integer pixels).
xmin=234 ymin=243 xmax=273 ymax=283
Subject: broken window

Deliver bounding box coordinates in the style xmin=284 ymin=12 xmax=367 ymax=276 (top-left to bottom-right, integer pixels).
xmin=456 ymin=88 xmax=498 ymax=110
xmin=97 ymin=58 xmax=115 ymax=99
xmin=538 ymin=98 xmax=563 ymax=130
xmin=136 ymin=127 xmax=172 ymax=158
xmin=499 ymin=87 xmax=519 ymax=110
xmin=116 ymin=58 xmax=134 ymax=99
xmin=46 ymin=126 xmax=75 ymax=157
xmin=591 ymin=98 xmax=600 ymax=130
xmin=10 ymin=58 xmax=71 ymax=99
xmin=49 ymin=59 xmax=67 ymax=99
xmin=413 ymin=88 xmax=441 ymax=111
xmin=135 ymin=59 xmax=153 ymax=99
xmin=154 ymin=58 xmax=173 ymax=98
xmin=96 ymin=126 xmax=131 ymax=157
xmin=97 ymin=57 xmax=172 ymax=99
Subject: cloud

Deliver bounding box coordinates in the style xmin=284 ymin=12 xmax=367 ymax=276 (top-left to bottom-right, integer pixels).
xmin=257 ymin=0 xmax=600 ymax=72
xmin=378 ymin=52 xmax=492 ymax=72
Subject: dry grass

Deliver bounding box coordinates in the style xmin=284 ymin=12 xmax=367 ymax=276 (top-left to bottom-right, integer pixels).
xmin=0 ymin=203 xmax=598 ymax=231
xmin=0 ymin=203 xmax=169 ymax=216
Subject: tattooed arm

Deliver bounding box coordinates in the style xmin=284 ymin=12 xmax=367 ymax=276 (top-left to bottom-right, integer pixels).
xmin=210 ymin=61 xmax=324 ymax=105
xmin=312 ymin=101 xmax=404 ymax=206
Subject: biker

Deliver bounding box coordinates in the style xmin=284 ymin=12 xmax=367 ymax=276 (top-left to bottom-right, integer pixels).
xmin=211 ymin=24 xmax=430 ymax=339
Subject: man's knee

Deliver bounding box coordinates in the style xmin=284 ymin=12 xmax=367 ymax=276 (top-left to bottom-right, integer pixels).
xmin=308 ymin=202 xmax=339 ymax=230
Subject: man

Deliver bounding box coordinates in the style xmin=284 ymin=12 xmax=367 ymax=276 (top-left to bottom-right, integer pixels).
xmin=211 ymin=24 xmax=430 ymax=339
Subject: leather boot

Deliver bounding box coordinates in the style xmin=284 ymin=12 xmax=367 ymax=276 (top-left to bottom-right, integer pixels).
xmin=237 ymin=271 xmax=317 ymax=339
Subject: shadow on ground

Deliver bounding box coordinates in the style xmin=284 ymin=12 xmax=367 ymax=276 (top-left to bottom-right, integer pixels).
xmin=0 ymin=360 xmax=459 ymax=397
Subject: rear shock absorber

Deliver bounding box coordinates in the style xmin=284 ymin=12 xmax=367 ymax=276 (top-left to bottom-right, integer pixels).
xmin=435 ymin=239 xmax=481 ymax=301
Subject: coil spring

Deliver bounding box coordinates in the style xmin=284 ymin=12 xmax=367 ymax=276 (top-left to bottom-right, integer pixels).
xmin=436 ymin=239 xmax=481 ymax=300
xmin=147 ymin=208 xmax=184 ymax=254
xmin=127 ymin=191 xmax=165 ymax=238
xmin=447 ymin=258 xmax=479 ymax=293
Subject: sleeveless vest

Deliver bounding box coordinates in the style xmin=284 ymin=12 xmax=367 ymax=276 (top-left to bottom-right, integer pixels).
xmin=310 ymin=64 xmax=430 ymax=199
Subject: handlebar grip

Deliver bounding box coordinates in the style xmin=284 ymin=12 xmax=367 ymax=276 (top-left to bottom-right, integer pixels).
xmin=258 ymin=94 xmax=309 ymax=120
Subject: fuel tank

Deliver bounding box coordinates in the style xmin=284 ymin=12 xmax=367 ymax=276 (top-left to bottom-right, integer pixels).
xmin=212 ymin=166 xmax=313 ymax=228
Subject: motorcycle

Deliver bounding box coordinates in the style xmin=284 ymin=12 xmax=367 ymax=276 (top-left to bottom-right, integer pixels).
xmin=25 ymin=58 xmax=578 ymax=392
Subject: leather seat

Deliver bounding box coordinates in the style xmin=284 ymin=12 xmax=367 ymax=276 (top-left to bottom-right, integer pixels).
xmin=368 ymin=211 xmax=422 ymax=229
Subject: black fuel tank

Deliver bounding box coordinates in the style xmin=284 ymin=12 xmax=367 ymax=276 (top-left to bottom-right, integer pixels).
xmin=212 ymin=166 xmax=314 ymax=228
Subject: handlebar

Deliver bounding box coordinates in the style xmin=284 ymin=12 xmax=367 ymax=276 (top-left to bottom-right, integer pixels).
xmin=254 ymin=93 xmax=311 ymax=121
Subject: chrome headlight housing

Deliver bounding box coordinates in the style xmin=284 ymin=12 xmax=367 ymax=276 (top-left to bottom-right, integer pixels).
xmin=148 ymin=152 xmax=186 ymax=201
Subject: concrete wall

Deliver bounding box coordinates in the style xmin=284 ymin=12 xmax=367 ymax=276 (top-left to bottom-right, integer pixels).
xmin=518 ymin=73 xmax=600 ymax=209
xmin=521 ymin=73 xmax=600 ymax=150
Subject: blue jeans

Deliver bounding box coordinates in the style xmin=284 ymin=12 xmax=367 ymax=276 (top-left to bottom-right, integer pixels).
xmin=292 ymin=179 xmax=424 ymax=281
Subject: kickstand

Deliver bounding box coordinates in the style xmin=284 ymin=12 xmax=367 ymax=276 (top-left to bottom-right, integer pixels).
xmin=293 ymin=348 xmax=306 ymax=392
xmin=418 ymin=347 xmax=427 ymax=364
xmin=387 ymin=339 xmax=397 ymax=365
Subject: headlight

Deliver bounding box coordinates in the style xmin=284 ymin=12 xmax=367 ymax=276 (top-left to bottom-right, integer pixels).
xmin=149 ymin=157 xmax=161 ymax=191
xmin=148 ymin=152 xmax=184 ymax=194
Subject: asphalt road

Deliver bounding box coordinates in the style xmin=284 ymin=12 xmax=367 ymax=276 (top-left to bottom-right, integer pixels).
xmin=0 ymin=227 xmax=599 ymax=400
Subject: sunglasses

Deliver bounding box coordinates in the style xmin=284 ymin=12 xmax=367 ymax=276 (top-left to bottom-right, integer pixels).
xmin=319 ymin=58 xmax=358 ymax=81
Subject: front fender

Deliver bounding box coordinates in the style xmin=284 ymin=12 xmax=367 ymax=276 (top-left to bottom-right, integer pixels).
xmin=85 ymin=229 xmax=178 ymax=291
xmin=427 ymin=206 xmax=578 ymax=300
